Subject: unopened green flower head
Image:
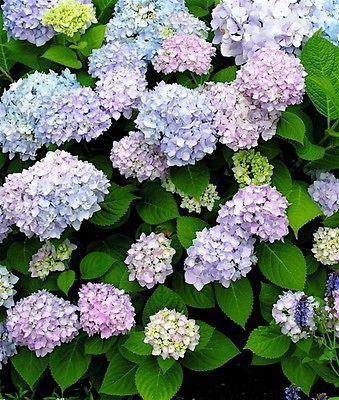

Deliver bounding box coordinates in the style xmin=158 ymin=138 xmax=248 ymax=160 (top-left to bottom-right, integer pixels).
xmin=42 ymin=0 xmax=97 ymax=37
xmin=232 ymin=149 xmax=273 ymax=187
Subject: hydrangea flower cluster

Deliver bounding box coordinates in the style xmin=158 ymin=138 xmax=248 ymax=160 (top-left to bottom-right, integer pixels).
xmin=217 ymin=184 xmax=289 ymax=242
xmin=125 ymin=232 xmax=175 ymax=289
xmin=325 ymin=272 xmax=339 ymax=297
xmin=0 ymin=208 xmax=12 ymax=244
xmin=236 ymin=47 xmax=306 ymax=112
xmin=29 ymin=240 xmax=77 ymax=279
xmin=136 ymin=82 xmax=217 ymax=166
xmin=0 ymin=150 xmax=109 ymax=240
xmin=285 ymin=385 xmax=301 ymax=400
xmin=153 ymin=33 xmax=215 ymax=75
xmin=312 ymin=227 xmax=339 ymax=266
xmin=111 ymin=131 xmax=168 ymax=182
xmin=41 ymin=0 xmax=97 ymax=37
xmin=78 ymin=283 xmax=135 ymax=338
xmin=0 ymin=323 xmax=16 ymax=369
xmin=325 ymin=289 xmax=339 ymax=337
xmin=144 ymin=308 xmax=200 ymax=360
xmin=312 ymin=0 xmax=339 ymax=45
xmin=6 ymin=290 xmax=79 ymax=356
xmin=0 ymin=267 xmax=18 ymax=308
xmin=308 ymin=172 xmax=339 ymax=217
xmin=232 ymin=150 xmax=273 ymax=187
xmin=204 ymin=82 xmax=280 ymax=151
xmin=159 ymin=11 xmax=208 ymax=40
xmin=184 ymin=224 xmax=257 ymax=291
xmin=272 ymin=291 xmax=318 ymax=342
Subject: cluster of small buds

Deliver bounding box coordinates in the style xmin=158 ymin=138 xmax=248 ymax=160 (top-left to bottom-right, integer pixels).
xmin=78 ymin=283 xmax=135 ymax=338
xmin=272 ymin=291 xmax=318 ymax=342
xmin=29 ymin=240 xmax=77 ymax=279
xmin=125 ymin=232 xmax=175 ymax=289
xmin=180 ymin=184 xmax=220 ymax=214
xmin=6 ymin=290 xmax=79 ymax=357
xmin=232 ymin=150 xmax=273 ymax=187
xmin=284 ymin=385 xmax=301 ymax=400
xmin=308 ymin=172 xmax=339 ymax=217
xmin=0 ymin=267 xmax=18 ymax=309
xmin=0 ymin=323 xmax=17 ymax=369
xmin=144 ymin=308 xmax=200 ymax=360
xmin=312 ymin=227 xmax=339 ymax=266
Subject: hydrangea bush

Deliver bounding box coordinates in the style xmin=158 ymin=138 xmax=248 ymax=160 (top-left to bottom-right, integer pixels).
xmin=0 ymin=0 xmax=337 ymax=399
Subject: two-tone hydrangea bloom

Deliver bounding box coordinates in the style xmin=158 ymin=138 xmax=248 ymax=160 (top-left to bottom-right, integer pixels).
xmin=153 ymin=33 xmax=215 ymax=75
xmin=0 ymin=323 xmax=16 ymax=369
xmin=272 ymin=291 xmax=318 ymax=342
xmin=0 ymin=267 xmax=18 ymax=308
xmin=0 ymin=150 xmax=109 ymax=240
xmin=308 ymin=172 xmax=339 ymax=217
xmin=42 ymin=0 xmax=97 ymax=37
xmin=217 ymin=185 xmax=289 ymax=242
xmin=204 ymin=82 xmax=280 ymax=151
xmin=125 ymin=232 xmax=175 ymax=289
xmin=312 ymin=227 xmax=339 ymax=266
xmin=236 ymin=47 xmax=306 ymax=112
xmin=78 ymin=283 xmax=135 ymax=338
xmin=180 ymin=184 xmax=220 ymax=214
xmin=312 ymin=0 xmax=339 ymax=45
xmin=6 ymin=290 xmax=79 ymax=356
xmin=159 ymin=11 xmax=208 ymax=40
xmin=136 ymin=82 xmax=217 ymax=166
xmin=184 ymin=224 xmax=257 ymax=290
xmin=144 ymin=308 xmax=200 ymax=360
xmin=95 ymin=67 xmax=147 ymax=120
xmin=232 ymin=150 xmax=273 ymax=187
xmin=0 ymin=208 xmax=12 ymax=244
xmin=285 ymin=385 xmax=301 ymax=400
xmin=111 ymin=131 xmax=168 ymax=182
xmin=29 ymin=240 xmax=77 ymax=279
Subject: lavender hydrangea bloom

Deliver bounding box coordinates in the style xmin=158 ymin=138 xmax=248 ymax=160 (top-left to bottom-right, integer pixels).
xmin=217 ymin=185 xmax=289 ymax=242
xmin=0 ymin=150 xmax=109 ymax=240
xmin=204 ymin=82 xmax=280 ymax=150
xmin=285 ymin=385 xmax=301 ymax=400
xmin=95 ymin=67 xmax=147 ymax=120
xmin=308 ymin=172 xmax=339 ymax=217
xmin=111 ymin=131 xmax=168 ymax=182
xmin=0 ymin=323 xmax=16 ymax=369
xmin=236 ymin=46 xmax=306 ymax=112
xmin=0 ymin=267 xmax=19 ymax=308
xmin=144 ymin=308 xmax=200 ymax=360
xmin=6 ymin=290 xmax=79 ymax=356
xmin=312 ymin=227 xmax=339 ymax=266
xmin=136 ymin=82 xmax=217 ymax=166
xmin=184 ymin=224 xmax=257 ymax=291
xmin=78 ymin=283 xmax=135 ymax=338
xmin=272 ymin=291 xmax=318 ymax=342
xmin=125 ymin=232 xmax=175 ymax=289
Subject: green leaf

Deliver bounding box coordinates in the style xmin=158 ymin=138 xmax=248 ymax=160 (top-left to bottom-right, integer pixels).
xmin=42 ymin=46 xmax=82 ymax=69
xmin=304 ymin=268 xmax=327 ymax=298
xmin=157 ymin=357 xmax=175 ymax=374
xmin=76 ymin=71 xmax=96 ymax=87
xmin=212 ymin=66 xmax=237 ymax=83
xmin=4 ymin=40 xmax=44 ymax=70
xmin=170 ymin=162 xmax=210 ymax=198
xmin=80 ymin=251 xmax=115 ymax=279
xmin=181 ymin=330 xmax=239 ymax=371
xmin=251 ymin=355 xmax=281 ymax=366
xmin=135 ymin=359 xmax=183 ymax=400
xmin=99 ymin=352 xmax=138 ymax=396
xmin=5 ymin=239 xmax=41 ymax=275
xmin=84 ymin=335 xmax=117 ymax=355
xmin=245 ymin=326 xmax=290 ymax=359
xmin=142 ymin=286 xmax=187 ymax=326
xmin=91 ymin=155 xmax=113 ymax=178
xmin=57 ymin=270 xmax=75 ymax=295
xmin=172 ymin=273 xmax=215 ymax=309
xmin=100 ymin=260 xmax=142 ymax=294
xmin=187 ymin=5 xmax=209 ymax=16
xmin=258 ymin=140 xmax=281 ymax=160
xmin=276 ymin=111 xmax=305 ymax=144
xmin=79 ymin=25 xmax=106 ymax=56
xmin=257 ymin=241 xmax=307 ymax=290
xmin=123 ymin=332 xmax=152 ymax=356
xmin=215 ymin=279 xmax=253 ymax=329
xmin=281 ymin=357 xmax=318 ymax=395
xmin=49 ymin=337 xmax=91 ymax=390
xmin=11 ymin=348 xmax=48 ymax=389
xmin=93 ymin=0 xmax=118 ymax=22
xmin=286 ymin=181 xmax=323 ymax=237
xmin=294 ymin=137 xmax=325 ymax=161
xmin=271 ymin=160 xmax=292 ymax=197
xmin=195 ymin=321 xmax=215 ymax=350
xmin=176 ymin=216 xmax=209 ymax=249
xmin=259 ymin=282 xmax=281 ymax=322
xmin=137 ymin=184 xmax=179 ymax=225
xmin=323 ymin=211 xmax=339 ymax=227
xmin=308 ymin=148 xmax=339 ymax=169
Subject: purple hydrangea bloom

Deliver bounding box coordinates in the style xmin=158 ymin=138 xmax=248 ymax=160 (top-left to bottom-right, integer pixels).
xmin=0 ymin=267 xmax=19 ymax=308
xmin=236 ymin=46 xmax=306 ymax=112
xmin=6 ymin=290 xmax=79 ymax=356
xmin=125 ymin=232 xmax=175 ymax=289
xmin=0 ymin=150 xmax=109 ymax=240
xmin=285 ymin=385 xmax=301 ymax=400
xmin=78 ymin=283 xmax=135 ymax=338
xmin=308 ymin=172 xmax=339 ymax=217
xmin=136 ymin=82 xmax=217 ymax=166
xmin=204 ymin=82 xmax=280 ymax=150
xmin=184 ymin=224 xmax=257 ymax=291
xmin=0 ymin=323 xmax=17 ymax=369
xmin=217 ymin=185 xmax=289 ymax=242
xmin=325 ymin=272 xmax=339 ymax=297
xmin=110 ymin=131 xmax=168 ymax=182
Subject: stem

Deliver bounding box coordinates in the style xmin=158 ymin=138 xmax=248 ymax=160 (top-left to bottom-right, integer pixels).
xmin=331 ymin=119 xmax=339 ymax=130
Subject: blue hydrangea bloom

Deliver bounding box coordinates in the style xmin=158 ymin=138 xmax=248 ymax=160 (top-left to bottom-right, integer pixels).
xmin=325 ymin=272 xmax=339 ymax=297
xmin=285 ymin=386 xmax=301 ymax=400
xmin=313 ymin=0 xmax=339 ymax=45
xmin=294 ymin=296 xmax=312 ymax=328
xmin=0 ymin=322 xmax=16 ymax=369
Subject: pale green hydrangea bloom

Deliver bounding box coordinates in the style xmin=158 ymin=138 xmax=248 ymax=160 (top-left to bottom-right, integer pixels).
xmin=312 ymin=227 xmax=339 ymax=266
